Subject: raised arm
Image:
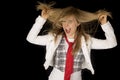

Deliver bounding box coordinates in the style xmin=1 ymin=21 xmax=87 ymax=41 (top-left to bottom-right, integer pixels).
xmin=91 ymin=15 xmax=117 ymax=49
xmin=26 ymin=9 xmax=51 ymax=45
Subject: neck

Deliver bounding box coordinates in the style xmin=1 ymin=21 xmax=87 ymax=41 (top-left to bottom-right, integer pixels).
xmin=66 ymin=33 xmax=76 ymax=39
xmin=66 ymin=32 xmax=78 ymax=39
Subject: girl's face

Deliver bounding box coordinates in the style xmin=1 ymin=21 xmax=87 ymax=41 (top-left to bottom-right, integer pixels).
xmin=61 ymin=15 xmax=80 ymax=39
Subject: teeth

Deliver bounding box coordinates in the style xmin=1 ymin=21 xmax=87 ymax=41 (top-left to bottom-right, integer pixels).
xmin=65 ymin=28 xmax=71 ymax=33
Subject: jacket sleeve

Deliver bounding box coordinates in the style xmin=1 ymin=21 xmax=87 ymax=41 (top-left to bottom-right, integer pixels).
xmin=91 ymin=21 xmax=117 ymax=49
xmin=26 ymin=15 xmax=52 ymax=46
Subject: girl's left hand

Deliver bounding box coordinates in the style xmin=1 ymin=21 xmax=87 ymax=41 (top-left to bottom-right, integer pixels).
xmin=98 ymin=15 xmax=107 ymax=25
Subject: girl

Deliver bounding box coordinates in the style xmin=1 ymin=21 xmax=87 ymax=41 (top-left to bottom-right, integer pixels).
xmin=26 ymin=2 xmax=117 ymax=80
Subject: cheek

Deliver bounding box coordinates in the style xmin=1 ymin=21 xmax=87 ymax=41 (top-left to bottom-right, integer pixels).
xmin=72 ymin=24 xmax=79 ymax=32
xmin=62 ymin=23 xmax=67 ymax=29
xmin=72 ymin=23 xmax=78 ymax=29
xmin=62 ymin=25 xmax=66 ymax=30
xmin=73 ymin=27 xmax=77 ymax=32
xmin=62 ymin=24 xmax=65 ymax=28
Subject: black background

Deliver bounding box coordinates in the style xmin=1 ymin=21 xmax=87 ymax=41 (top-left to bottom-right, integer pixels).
xmin=21 ymin=0 xmax=120 ymax=80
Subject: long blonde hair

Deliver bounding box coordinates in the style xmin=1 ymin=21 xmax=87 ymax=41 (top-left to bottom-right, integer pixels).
xmin=36 ymin=2 xmax=112 ymax=55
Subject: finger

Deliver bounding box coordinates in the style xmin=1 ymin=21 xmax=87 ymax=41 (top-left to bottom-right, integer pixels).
xmin=99 ymin=15 xmax=107 ymax=24
xmin=99 ymin=15 xmax=107 ymax=20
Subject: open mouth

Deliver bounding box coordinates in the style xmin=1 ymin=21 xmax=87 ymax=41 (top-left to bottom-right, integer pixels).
xmin=65 ymin=28 xmax=71 ymax=34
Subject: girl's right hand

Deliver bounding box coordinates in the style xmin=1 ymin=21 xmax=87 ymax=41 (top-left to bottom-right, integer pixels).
xmin=41 ymin=9 xmax=49 ymax=19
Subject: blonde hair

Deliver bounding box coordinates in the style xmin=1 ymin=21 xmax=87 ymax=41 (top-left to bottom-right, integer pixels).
xmin=36 ymin=2 xmax=112 ymax=55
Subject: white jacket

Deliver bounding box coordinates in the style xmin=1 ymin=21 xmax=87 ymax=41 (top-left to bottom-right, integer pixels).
xmin=26 ymin=15 xmax=117 ymax=74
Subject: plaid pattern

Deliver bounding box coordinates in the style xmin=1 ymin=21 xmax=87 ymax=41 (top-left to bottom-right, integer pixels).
xmin=53 ymin=37 xmax=85 ymax=72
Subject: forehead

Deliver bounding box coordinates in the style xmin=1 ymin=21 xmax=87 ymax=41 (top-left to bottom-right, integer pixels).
xmin=61 ymin=15 xmax=76 ymax=21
